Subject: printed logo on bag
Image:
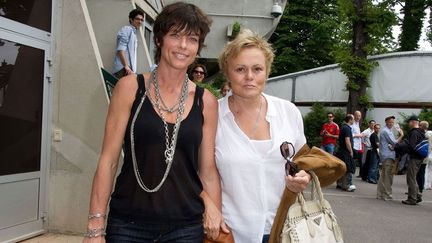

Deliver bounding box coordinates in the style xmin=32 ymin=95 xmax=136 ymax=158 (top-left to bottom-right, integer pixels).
xmin=313 ymin=216 xmax=322 ymax=226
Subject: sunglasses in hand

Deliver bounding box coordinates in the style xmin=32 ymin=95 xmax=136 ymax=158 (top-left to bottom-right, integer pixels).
xmin=280 ymin=141 xmax=298 ymax=176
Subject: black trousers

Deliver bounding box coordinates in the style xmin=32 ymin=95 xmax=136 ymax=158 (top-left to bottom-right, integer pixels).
xmin=361 ymin=150 xmax=371 ymax=181
xmin=417 ymin=163 xmax=427 ymax=193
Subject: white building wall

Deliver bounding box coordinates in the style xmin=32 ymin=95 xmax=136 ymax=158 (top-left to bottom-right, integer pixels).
xmin=165 ymin=0 xmax=286 ymax=59
xmin=49 ymin=0 xmax=108 ymax=233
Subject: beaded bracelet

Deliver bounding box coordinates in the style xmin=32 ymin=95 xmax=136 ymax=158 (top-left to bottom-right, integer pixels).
xmin=84 ymin=227 xmax=106 ymax=238
xmin=88 ymin=213 xmax=106 ymax=220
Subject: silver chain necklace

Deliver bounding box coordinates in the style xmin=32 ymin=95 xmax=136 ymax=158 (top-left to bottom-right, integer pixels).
xmin=130 ymin=69 xmax=189 ymax=193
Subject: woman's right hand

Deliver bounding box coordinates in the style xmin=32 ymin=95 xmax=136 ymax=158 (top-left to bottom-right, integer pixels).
xmin=83 ymin=219 xmax=106 ymax=243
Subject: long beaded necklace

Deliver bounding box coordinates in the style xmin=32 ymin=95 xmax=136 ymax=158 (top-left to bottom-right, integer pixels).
xmin=130 ymin=68 xmax=189 ymax=193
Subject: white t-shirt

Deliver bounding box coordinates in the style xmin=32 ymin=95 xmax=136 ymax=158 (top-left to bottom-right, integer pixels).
xmin=215 ymin=93 xmax=306 ymax=243
xmin=351 ymin=121 xmax=362 ymax=151
xmin=361 ymin=127 xmax=373 ymax=149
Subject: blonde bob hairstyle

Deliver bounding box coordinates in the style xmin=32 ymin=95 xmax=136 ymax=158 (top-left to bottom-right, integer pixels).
xmin=218 ymin=29 xmax=275 ymax=78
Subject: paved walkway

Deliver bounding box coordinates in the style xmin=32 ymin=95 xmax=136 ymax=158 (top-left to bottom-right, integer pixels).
xmin=20 ymin=233 xmax=82 ymax=243
xmin=323 ymin=173 xmax=432 ymax=243
xmin=21 ymin=174 xmax=432 ymax=243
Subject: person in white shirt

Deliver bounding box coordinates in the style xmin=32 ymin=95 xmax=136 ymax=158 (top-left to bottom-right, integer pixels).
xmin=350 ymin=111 xmax=365 ymax=183
xmin=215 ymin=29 xmax=311 ymax=243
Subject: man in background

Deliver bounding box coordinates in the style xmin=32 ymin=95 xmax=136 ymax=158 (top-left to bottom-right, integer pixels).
xmin=336 ymin=114 xmax=356 ymax=192
xmin=361 ymin=120 xmax=376 ymax=181
xmin=402 ymin=115 xmax=425 ymax=205
xmin=377 ymin=116 xmax=403 ymax=201
xmin=112 ymin=9 xmax=144 ymax=78
xmin=351 ymin=111 xmax=365 ymax=178
xmin=320 ymin=112 xmax=340 ymax=155
xmin=368 ymin=123 xmax=381 ymax=184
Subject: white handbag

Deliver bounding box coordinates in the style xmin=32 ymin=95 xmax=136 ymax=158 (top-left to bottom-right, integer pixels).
xmin=281 ymin=171 xmax=343 ymax=243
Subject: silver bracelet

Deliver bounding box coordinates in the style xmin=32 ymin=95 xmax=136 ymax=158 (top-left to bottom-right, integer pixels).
xmin=88 ymin=213 xmax=106 ymax=220
xmin=84 ymin=228 xmax=106 ymax=238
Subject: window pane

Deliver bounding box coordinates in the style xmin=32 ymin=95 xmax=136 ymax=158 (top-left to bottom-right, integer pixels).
xmin=0 ymin=39 xmax=44 ymax=176
xmin=0 ymin=0 xmax=52 ymax=32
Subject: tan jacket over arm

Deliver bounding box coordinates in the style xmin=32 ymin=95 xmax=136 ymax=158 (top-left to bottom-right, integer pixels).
xmin=269 ymin=144 xmax=346 ymax=243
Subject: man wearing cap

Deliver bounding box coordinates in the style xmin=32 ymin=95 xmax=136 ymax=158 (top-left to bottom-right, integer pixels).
xmin=377 ymin=115 xmax=404 ymax=201
xmin=402 ymin=115 xmax=425 ymax=205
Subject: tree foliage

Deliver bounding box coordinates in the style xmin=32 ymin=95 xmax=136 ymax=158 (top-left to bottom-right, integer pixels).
xmin=335 ymin=0 xmax=396 ymax=116
xmin=426 ymin=6 xmax=432 ymax=45
xmin=269 ymin=0 xmax=340 ymax=76
xmin=398 ymin=0 xmax=430 ymax=51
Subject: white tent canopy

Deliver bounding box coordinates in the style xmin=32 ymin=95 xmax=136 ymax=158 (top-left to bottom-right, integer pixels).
xmin=265 ymin=51 xmax=432 ymax=123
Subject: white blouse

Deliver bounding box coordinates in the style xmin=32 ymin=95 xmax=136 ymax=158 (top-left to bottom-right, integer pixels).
xmin=215 ymin=93 xmax=306 ymax=243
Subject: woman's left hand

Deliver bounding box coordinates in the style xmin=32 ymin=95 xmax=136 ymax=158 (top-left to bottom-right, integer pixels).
xmin=285 ymin=170 xmax=311 ymax=193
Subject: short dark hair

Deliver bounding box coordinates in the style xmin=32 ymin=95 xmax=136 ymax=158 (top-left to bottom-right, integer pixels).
xmin=153 ymin=2 xmax=212 ymax=64
xmin=327 ymin=112 xmax=334 ymax=116
xmin=129 ymin=9 xmax=144 ymax=23
xmin=374 ymin=124 xmax=381 ymax=129
xmin=344 ymin=114 xmax=354 ymax=123
xmin=369 ymin=120 xmax=376 ymax=124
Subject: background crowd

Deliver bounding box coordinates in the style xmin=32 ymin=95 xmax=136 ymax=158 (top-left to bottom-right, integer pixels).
xmin=319 ymin=110 xmax=432 ymax=205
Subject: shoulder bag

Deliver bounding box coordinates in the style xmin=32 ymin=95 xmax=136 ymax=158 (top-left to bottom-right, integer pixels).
xmin=281 ymin=171 xmax=343 ymax=243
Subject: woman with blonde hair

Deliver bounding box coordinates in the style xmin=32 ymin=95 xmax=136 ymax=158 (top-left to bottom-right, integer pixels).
xmin=215 ymin=29 xmax=312 ymax=243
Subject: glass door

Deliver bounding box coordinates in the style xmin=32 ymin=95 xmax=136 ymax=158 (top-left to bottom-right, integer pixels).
xmin=0 ymin=29 xmax=51 ymax=242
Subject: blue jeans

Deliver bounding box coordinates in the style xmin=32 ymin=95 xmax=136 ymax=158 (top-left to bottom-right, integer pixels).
xmin=105 ymin=216 xmax=203 ymax=243
xmin=368 ymin=150 xmax=380 ymax=182
xmin=262 ymin=234 xmax=270 ymax=243
xmin=321 ymin=144 xmax=335 ymax=155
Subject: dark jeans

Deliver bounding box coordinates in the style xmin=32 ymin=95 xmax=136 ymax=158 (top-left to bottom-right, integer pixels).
xmin=367 ymin=150 xmax=380 ymax=182
xmin=262 ymin=234 xmax=270 ymax=243
xmin=106 ymin=216 xmax=204 ymax=243
xmin=113 ymin=68 xmax=127 ymax=79
xmin=361 ymin=150 xmax=371 ymax=180
xmin=417 ymin=163 xmax=427 ymax=193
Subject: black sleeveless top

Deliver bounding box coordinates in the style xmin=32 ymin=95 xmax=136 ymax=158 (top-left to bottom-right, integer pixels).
xmin=109 ymin=74 xmax=205 ymax=225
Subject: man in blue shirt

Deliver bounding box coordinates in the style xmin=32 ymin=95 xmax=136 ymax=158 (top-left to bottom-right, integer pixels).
xmin=113 ymin=9 xmax=144 ymax=78
xmin=377 ymin=116 xmax=403 ymax=201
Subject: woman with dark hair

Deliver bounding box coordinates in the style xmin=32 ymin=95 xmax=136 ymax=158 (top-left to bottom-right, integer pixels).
xmin=84 ymin=2 xmax=226 ymax=242
xmin=190 ymin=63 xmax=207 ymax=83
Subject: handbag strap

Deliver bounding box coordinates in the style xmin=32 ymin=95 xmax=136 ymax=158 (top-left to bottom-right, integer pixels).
xmin=296 ymin=171 xmax=327 ymax=215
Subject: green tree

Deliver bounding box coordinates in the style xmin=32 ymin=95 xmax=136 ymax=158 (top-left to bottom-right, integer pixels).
xmin=269 ymin=0 xmax=340 ymax=76
xmin=426 ymin=6 xmax=432 ymax=45
xmin=397 ymin=0 xmax=430 ymax=51
xmin=336 ymin=0 xmax=396 ymax=116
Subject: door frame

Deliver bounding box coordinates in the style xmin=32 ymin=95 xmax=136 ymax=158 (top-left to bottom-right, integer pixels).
xmin=0 ymin=16 xmax=52 ymax=242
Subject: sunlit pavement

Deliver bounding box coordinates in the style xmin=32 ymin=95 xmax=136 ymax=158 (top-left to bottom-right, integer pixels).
xmin=21 ymin=173 xmax=432 ymax=243
xmin=322 ymin=172 xmax=432 ymax=243
xmin=20 ymin=233 xmax=82 ymax=243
